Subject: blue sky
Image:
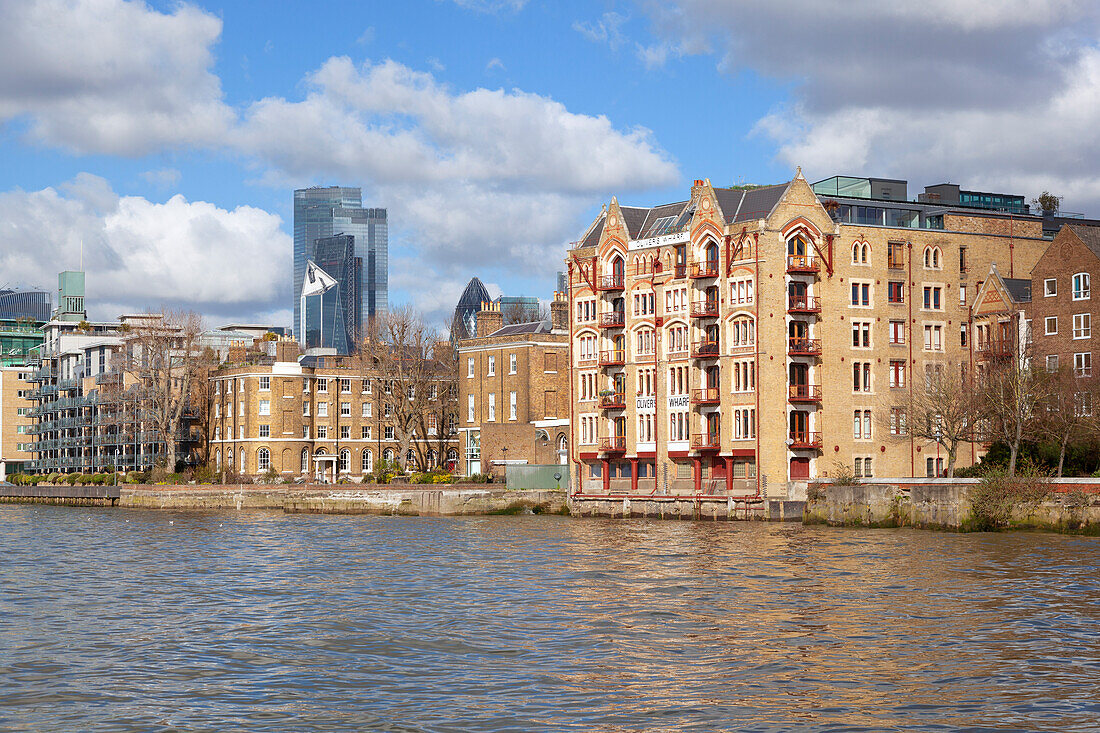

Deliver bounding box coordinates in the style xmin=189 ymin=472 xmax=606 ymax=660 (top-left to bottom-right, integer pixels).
xmin=2 ymin=0 xmax=1099 ymax=328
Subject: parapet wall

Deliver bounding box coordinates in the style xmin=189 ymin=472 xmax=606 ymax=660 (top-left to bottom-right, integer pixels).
xmin=567 ymin=493 xmax=805 ymax=522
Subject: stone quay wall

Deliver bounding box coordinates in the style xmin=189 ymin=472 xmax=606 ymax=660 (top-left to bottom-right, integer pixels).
xmin=567 ymin=493 xmax=805 ymax=522
xmin=804 ymin=479 xmax=1100 ymax=534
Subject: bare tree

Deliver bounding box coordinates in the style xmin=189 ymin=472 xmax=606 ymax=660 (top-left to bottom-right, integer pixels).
xmin=981 ymin=351 xmax=1052 ymax=476
xmin=1035 ymin=367 xmax=1100 ymax=476
xmin=892 ymin=364 xmax=983 ymax=477
xmin=357 ymin=308 xmax=435 ymax=472
xmin=121 ymin=310 xmax=207 ymax=472
xmin=413 ymin=339 xmax=459 ymax=470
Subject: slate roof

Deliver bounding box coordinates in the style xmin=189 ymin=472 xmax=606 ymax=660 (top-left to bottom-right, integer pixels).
xmin=489 ymin=320 xmax=552 ymax=337
xmin=580 ymin=215 xmax=605 ymax=248
xmin=1003 ymin=278 xmax=1032 ymax=303
xmin=1068 ymin=225 xmax=1100 ymax=261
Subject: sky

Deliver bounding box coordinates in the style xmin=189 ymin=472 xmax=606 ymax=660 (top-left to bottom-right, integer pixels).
xmin=2 ymin=0 xmax=1100 ymax=329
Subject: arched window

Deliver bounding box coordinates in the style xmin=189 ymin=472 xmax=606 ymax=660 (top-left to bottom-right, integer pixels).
xmin=301 ymin=448 xmax=309 ymax=473
xmin=428 ymin=449 xmax=438 ymax=468
xmin=730 ymin=317 xmax=756 ymax=348
xmin=447 ymin=448 xmax=458 ymax=468
xmin=862 ymin=243 xmax=870 ymax=263
xmin=610 ymin=255 xmax=624 ymax=279
xmin=362 ymin=449 xmax=373 ymax=473
xmin=852 ymin=242 xmax=861 ymax=263
xmin=383 ymin=448 xmax=395 ymax=463
xmin=257 ymin=447 xmax=270 ymax=472
xmin=339 ymin=448 xmax=350 ymax=473
xmin=406 ymin=449 xmax=415 ymax=467
xmin=705 ymin=240 xmax=719 ymax=267
xmin=788 ymin=234 xmax=806 ymax=256
xmin=239 ymin=448 xmax=246 ymax=473
xmin=924 ymin=246 xmax=941 ymax=269
xmin=215 ymin=449 xmax=221 ymax=469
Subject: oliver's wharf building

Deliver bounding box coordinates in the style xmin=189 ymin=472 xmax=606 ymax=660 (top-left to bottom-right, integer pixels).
xmin=566 ymin=170 xmax=1055 ymax=499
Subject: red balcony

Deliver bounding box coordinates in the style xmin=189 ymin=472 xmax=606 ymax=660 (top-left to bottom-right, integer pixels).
xmin=673 ymin=263 xmax=687 ymax=279
xmin=789 ymin=431 xmax=822 ymax=450
xmin=690 ymin=261 xmax=719 ymax=279
xmin=690 ymin=299 xmax=719 ymax=318
xmin=691 ymin=432 xmax=721 ymax=450
xmin=692 ymin=341 xmax=720 ymax=358
xmin=788 ymin=337 xmax=822 ymax=356
xmin=787 ymin=296 xmax=821 ymax=314
xmin=599 ymin=350 xmax=625 ymax=366
xmin=600 ymin=436 xmax=626 ymax=453
xmin=691 ymin=387 xmax=720 ymax=404
xmin=786 ymin=255 xmax=819 ymax=274
xmin=788 ymin=384 xmax=822 ymax=403
xmin=596 ymin=273 xmax=624 ymax=291
xmin=598 ymin=392 xmax=626 ymax=409
xmin=599 ymin=311 xmax=625 ymax=328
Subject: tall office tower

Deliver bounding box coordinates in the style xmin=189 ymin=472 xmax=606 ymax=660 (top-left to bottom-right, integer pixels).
xmin=293 ymin=187 xmax=387 ymax=345
xmin=309 ymin=234 xmax=363 ymax=353
xmin=0 ymin=289 xmax=51 ymax=322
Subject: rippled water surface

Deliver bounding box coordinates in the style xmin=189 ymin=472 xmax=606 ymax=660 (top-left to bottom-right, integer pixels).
xmin=1 ymin=507 xmax=1098 ymax=732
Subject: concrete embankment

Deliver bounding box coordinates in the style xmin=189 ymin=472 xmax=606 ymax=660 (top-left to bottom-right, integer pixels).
xmin=804 ymin=479 xmax=1100 ymax=534
xmin=567 ymin=493 xmax=805 ymax=522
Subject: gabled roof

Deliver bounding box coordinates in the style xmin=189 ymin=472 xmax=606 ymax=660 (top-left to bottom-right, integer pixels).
xmin=489 ymin=320 xmax=552 ymax=337
xmin=580 ymin=215 xmax=605 ymax=248
xmin=1068 ymin=224 xmax=1100 ymax=261
xmin=1003 ymin=278 xmax=1032 ymax=304
xmin=619 ymin=206 xmax=650 ymax=239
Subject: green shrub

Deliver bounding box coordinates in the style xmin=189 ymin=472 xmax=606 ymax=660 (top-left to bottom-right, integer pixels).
xmin=65 ymin=473 xmax=81 ymax=486
xmin=46 ymin=472 xmax=61 ymax=484
xmin=830 ymin=461 xmax=862 ymax=487
xmin=968 ymin=464 xmax=1052 ymax=531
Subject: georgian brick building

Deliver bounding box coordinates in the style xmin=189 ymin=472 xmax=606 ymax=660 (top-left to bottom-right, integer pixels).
xmin=567 ymin=171 xmax=1054 ymax=498
xmin=456 ymin=295 xmax=570 ymax=477
xmin=209 ymin=341 xmax=459 ymax=481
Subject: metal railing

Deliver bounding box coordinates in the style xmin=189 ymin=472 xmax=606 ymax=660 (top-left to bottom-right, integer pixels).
xmin=788 ymin=384 xmax=822 ymax=401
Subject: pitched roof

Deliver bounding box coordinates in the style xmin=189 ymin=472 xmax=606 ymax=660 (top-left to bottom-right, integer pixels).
xmin=1068 ymin=224 xmax=1100 ymax=260
xmin=580 ymin=215 xmax=605 ymax=248
xmin=1003 ymin=278 xmax=1032 ymax=303
xmin=489 ymin=320 xmax=552 ymax=337
xmin=619 ymin=206 xmax=650 ymax=239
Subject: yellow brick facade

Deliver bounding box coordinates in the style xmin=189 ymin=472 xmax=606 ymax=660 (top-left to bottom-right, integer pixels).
xmin=1 ymin=366 xmax=36 ymax=476
xmin=568 ymin=173 xmax=1051 ymax=498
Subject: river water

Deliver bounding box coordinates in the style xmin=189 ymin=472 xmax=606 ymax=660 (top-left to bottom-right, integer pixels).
xmin=0 ymin=506 xmax=1098 ymax=732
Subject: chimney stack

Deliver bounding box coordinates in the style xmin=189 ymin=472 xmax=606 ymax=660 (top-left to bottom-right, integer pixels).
xmin=475 ymin=300 xmax=503 ymax=337
xmin=550 ymin=291 xmax=568 ymax=333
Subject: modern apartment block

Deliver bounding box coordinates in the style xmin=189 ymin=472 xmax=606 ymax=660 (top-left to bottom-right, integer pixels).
xmin=0 ymin=366 xmax=36 ymax=478
xmin=293 ymin=186 xmax=387 ymax=351
xmin=456 ymin=295 xmax=570 ymax=478
xmin=209 ymin=341 xmax=459 ymax=481
xmin=566 ymin=171 xmax=1056 ymax=498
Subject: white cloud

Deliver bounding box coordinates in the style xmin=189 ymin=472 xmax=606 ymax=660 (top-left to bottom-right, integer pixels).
xmin=486 ymin=57 xmax=505 ymax=71
xmin=447 ymin=0 xmax=527 ymax=13
xmin=640 ymin=0 xmax=1100 ymax=211
xmin=140 ymin=168 xmax=182 ymax=189
xmin=573 ymin=12 xmax=628 ymax=50
xmin=0 ymin=0 xmax=233 ymax=155
xmin=0 ymin=175 xmax=291 ymax=322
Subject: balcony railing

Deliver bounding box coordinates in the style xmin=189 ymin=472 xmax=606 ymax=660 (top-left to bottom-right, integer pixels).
xmin=787 ymin=296 xmax=821 ymax=313
xmin=599 ymin=436 xmax=626 ymax=452
xmin=599 ymin=350 xmax=625 ymax=366
xmin=691 ymin=432 xmax=721 ymax=449
xmin=599 ymin=311 xmax=625 ymax=328
xmin=596 ymin=273 xmax=624 ymax=291
xmin=598 ymin=392 xmax=626 ymax=409
xmin=691 ymin=387 xmax=720 ymax=404
xmin=690 ymin=300 xmax=719 ymax=318
xmin=674 ymin=263 xmax=687 ymax=279
xmin=789 ymin=431 xmax=822 ymax=450
xmin=578 ymin=352 xmax=598 ymax=365
xmin=786 ymin=255 xmax=819 ymax=274
xmin=788 ymin=337 xmax=822 ymax=356
xmin=978 ymin=342 xmax=1013 ymax=358
xmin=690 ymin=261 xmax=719 ymax=279
xmin=788 ymin=384 xmax=822 ymax=403
xmin=691 ymin=341 xmax=720 ymax=358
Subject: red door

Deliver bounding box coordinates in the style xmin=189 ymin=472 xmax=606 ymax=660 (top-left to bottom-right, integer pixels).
xmin=790 ymin=457 xmax=810 ymax=480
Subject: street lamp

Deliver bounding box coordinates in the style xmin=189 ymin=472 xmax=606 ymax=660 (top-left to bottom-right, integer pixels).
xmin=934 ymin=427 xmax=942 ymax=477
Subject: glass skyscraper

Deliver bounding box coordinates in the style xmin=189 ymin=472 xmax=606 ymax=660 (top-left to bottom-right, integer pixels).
xmin=293 ymin=187 xmax=387 ymax=351
xmin=309 ymin=234 xmax=362 ymax=354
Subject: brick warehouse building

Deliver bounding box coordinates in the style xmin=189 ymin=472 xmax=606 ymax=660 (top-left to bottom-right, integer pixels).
xmin=209 ymin=341 xmax=459 ymax=481
xmin=456 ymin=295 xmax=570 ymax=478
xmin=566 ymin=170 xmax=1058 ymax=498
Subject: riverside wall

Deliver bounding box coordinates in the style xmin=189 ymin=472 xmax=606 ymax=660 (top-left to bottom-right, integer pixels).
xmin=567 ymin=493 xmax=806 ymax=522
xmin=0 ymin=483 xmax=568 ymax=516
xmin=804 ymin=479 xmax=1100 ymax=534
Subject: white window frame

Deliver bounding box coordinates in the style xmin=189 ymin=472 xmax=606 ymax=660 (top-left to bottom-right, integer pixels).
xmin=1045 ymin=316 xmax=1058 ymax=336
xmin=1073 ymin=313 xmax=1091 ymax=340
xmin=1073 ymin=272 xmax=1091 ymax=301
xmin=1044 ymin=278 xmax=1057 ymax=297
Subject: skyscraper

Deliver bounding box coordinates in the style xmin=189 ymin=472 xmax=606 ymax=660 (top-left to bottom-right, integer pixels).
xmin=309 ymin=234 xmax=362 ymax=353
xmin=293 ymin=187 xmax=387 ymax=349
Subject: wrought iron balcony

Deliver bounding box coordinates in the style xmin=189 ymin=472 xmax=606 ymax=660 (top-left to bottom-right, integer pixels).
xmin=789 ymin=431 xmax=822 ymax=450
xmin=691 ymin=387 xmax=720 ymax=405
xmin=596 ymin=273 xmax=624 ymax=291
xmin=691 ymin=341 xmax=720 ymax=358
xmin=786 ymin=255 xmax=819 ymax=274
xmin=690 ymin=299 xmax=719 ymax=318
xmin=788 ymin=384 xmax=822 ymax=403
xmin=788 ymin=337 xmax=822 ymax=356
xmin=691 ymin=432 xmax=720 ymax=450
xmin=599 ymin=436 xmax=626 ymax=452
xmin=690 ymin=261 xmax=719 ymax=279
xmin=673 ymin=263 xmax=687 ymax=279
xmin=787 ymin=296 xmax=821 ymax=314
xmin=598 ymin=350 xmax=625 ymax=366
xmin=599 ymin=311 xmax=625 ymax=328
xmin=598 ymin=392 xmax=626 ymax=409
